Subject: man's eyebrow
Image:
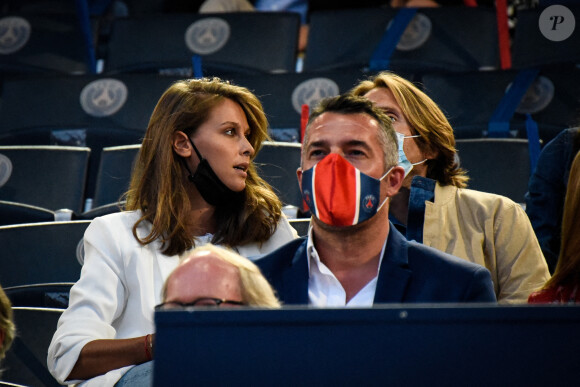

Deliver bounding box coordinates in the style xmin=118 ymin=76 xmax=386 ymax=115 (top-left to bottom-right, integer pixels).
xmin=305 ymin=139 xmax=372 ymax=151
xmin=305 ymin=140 xmax=328 ymax=151
xmin=345 ymin=140 xmax=372 ymax=150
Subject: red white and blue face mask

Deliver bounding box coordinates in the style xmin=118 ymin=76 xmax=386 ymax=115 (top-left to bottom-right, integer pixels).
xmin=300 ymin=153 xmax=392 ymax=227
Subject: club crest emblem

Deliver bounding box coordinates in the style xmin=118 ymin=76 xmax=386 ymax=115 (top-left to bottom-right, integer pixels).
xmin=185 ymin=18 xmax=230 ymax=55
xmin=516 ymin=76 xmax=555 ymax=115
xmin=362 ymin=194 xmax=378 ymax=213
xmin=291 ymin=78 xmax=339 ymax=114
xmin=0 ymin=153 xmax=13 ymax=187
xmin=397 ymin=13 xmax=431 ymax=51
xmin=76 ymin=238 xmax=85 ymax=265
xmin=0 ymin=16 xmax=31 ymax=55
xmin=80 ymin=79 xmax=128 ymax=117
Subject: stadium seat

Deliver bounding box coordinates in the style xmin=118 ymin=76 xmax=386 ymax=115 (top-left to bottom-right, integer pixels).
xmin=0 ymin=73 xmax=180 ymax=198
xmin=0 ymin=146 xmax=90 ymax=212
xmin=0 ymin=220 xmax=90 ymax=288
xmin=75 ymin=201 xmax=125 ymax=220
xmin=303 ymin=6 xmax=500 ymax=74
xmin=0 ymin=12 xmax=94 ymax=74
xmin=456 ymin=138 xmax=531 ymax=203
xmin=0 ymin=307 xmax=64 ymax=387
xmin=421 ymin=68 xmax=580 ymax=144
xmin=229 ymin=70 xmax=367 ymax=141
xmin=3 ymin=282 xmax=73 ymax=309
xmin=288 ymin=218 xmax=310 ymax=237
xmin=254 ymin=141 xmax=302 ymax=208
xmin=0 ymin=200 xmax=56 ymax=226
xmin=103 ymin=12 xmax=300 ymax=75
xmin=92 ymin=144 xmax=140 ymax=208
xmin=512 ymin=4 xmax=580 ymax=70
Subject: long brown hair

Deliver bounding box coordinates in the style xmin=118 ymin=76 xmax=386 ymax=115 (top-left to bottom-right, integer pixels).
xmin=351 ymin=71 xmax=468 ymax=188
xmin=125 ymin=78 xmax=282 ymax=256
xmin=544 ymin=150 xmax=580 ymax=288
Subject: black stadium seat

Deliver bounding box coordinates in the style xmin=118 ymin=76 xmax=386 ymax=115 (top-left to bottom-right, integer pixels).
xmin=0 ymin=146 xmax=90 ymax=212
xmin=103 ymin=12 xmax=300 ymax=75
xmin=303 ymin=7 xmax=500 ymax=74
xmin=0 ymin=220 xmax=90 ymax=288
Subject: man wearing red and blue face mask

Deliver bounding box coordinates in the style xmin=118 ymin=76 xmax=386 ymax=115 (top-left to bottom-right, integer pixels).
xmin=255 ymin=94 xmax=496 ymax=306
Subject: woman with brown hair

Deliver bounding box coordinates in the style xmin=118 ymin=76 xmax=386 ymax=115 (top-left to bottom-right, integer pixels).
xmin=529 ymin=150 xmax=580 ymax=304
xmin=48 ymin=77 xmax=297 ymax=386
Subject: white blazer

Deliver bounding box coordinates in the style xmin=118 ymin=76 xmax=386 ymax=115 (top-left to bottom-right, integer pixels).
xmin=47 ymin=210 xmax=297 ymax=386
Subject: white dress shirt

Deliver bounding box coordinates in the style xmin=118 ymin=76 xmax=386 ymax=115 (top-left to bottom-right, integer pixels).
xmin=306 ymin=227 xmax=387 ymax=307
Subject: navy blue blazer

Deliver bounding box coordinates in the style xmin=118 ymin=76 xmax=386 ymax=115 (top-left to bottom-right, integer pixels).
xmin=256 ymin=223 xmax=497 ymax=304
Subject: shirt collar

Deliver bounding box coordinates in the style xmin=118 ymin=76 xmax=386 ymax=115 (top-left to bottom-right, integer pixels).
xmin=306 ymin=224 xmax=388 ymax=278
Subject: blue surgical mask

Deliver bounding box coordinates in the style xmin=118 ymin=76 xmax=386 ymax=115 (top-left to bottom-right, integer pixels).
xmin=396 ymin=132 xmax=427 ymax=177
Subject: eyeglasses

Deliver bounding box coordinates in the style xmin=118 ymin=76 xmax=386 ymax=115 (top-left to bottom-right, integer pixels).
xmin=155 ymin=297 xmax=245 ymax=310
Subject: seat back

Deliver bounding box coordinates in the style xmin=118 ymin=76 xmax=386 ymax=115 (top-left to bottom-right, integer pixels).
xmin=0 ymin=146 xmax=90 ymax=212
xmin=288 ymin=218 xmax=310 ymax=237
xmin=422 ymin=68 xmax=580 ymax=144
xmin=0 ymin=12 xmax=91 ymax=74
xmin=92 ymin=145 xmax=141 ymax=208
xmin=104 ymin=12 xmax=300 ymax=75
xmin=0 ymin=74 xmax=181 ymax=198
xmin=1 ymin=307 xmax=64 ymax=387
xmin=0 ymin=200 xmax=55 ymax=226
xmin=0 ymin=221 xmax=90 ymax=287
xmin=303 ymin=7 xmax=499 ymax=74
xmin=456 ymin=138 xmax=531 ymax=203
xmin=512 ymin=5 xmax=580 ymax=70
xmin=229 ymin=70 xmax=367 ymax=141
xmin=254 ymin=141 xmax=302 ymax=207
xmin=4 ymin=283 xmax=74 ymax=309
xmin=0 ymin=74 xmax=179 ymax=134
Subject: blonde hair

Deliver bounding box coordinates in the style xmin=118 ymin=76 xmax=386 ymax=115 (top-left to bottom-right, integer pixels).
xmin=351 ymin=71 xmax=468 ymax=188
xmin=126 ymin=77 xmax=282 ymax=256
xmin=0 ymin=285 xmax=15 ymax=359
xmin=163 ymin=244 xmax=281 ymax=308
xmin=543 ymin=151 xmax=580 ymax=289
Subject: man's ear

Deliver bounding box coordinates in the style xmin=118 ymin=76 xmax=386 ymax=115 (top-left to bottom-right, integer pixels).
xmin=385 ymin=166 xmax=405 ymax=197
xmin=296 ymin=167 xmax=303 ymax=192
xmin=173 ymin=131 xmax=192 ymax=157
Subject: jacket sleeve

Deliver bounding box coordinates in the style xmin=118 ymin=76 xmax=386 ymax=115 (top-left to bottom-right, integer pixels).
xmin=492 ymin=199 xmax=551 ymax=304
xmin=525 ymin=129 xmax=572 ymax=271
xmin=464 ymin=266 xmax=497 ymax=302
xmin=47 ymin=216 xmax=128 ymax=384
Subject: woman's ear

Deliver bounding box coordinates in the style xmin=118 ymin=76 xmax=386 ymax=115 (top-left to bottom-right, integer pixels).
xmin=173 ymin=131 xmax=192 ymax=157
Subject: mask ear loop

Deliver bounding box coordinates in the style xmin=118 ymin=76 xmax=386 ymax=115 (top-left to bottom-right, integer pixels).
xmin=184 ymin=136 xmax=204 ymax=182
xmin=188 ymin=136 xmax=204 ymax=161
xmin=376 ymin=166 xmax=394 ymax=213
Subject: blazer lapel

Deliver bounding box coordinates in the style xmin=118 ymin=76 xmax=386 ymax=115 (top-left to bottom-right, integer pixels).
xmin=281 ymin=239 xmax=310 ymax=304
xmin=374 ymin=225 xmax=412 ymax=303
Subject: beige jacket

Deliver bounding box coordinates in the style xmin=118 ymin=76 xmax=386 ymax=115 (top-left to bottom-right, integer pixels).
xmin=422 ymin=183 xmax=550 ymax=304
